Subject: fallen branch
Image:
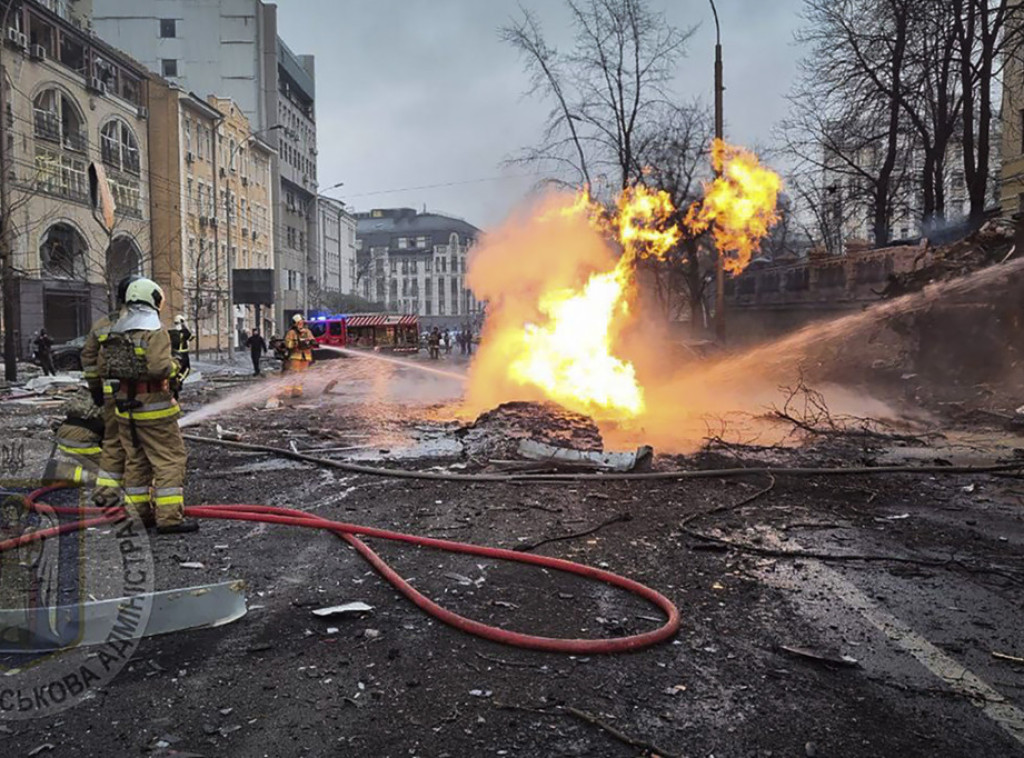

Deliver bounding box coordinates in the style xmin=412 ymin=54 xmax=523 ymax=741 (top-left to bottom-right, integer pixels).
xmin=514 ymin=513 xmax=632 ymax=553
xmin=992 ymin=651 xmax=1024 ymax=665
xmin=565 ymin=706 xmax=682 ymax=758
xmin=680 ymin=475 xmax=776 ymax=528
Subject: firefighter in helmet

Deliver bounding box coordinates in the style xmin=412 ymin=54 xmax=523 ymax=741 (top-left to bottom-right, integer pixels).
xmin=282 ymin=313 xmax=316 ymax=398
xmin=168 ymin=314 xmax=192 ymax=389
xmin=98 ymin=277 xmax=197 ymax=534
xmin=81 ymin=274 xmax=139 ymax=507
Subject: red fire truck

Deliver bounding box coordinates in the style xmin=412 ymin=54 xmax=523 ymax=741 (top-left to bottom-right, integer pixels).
xmin=309 ymin=313 xmax=420 ymax=353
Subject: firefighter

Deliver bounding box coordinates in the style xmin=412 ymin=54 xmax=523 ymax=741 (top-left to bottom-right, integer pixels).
xmin=168 ymin=314 xmax=192 ymax=387
xmin=282 ymin=314 xmax=316 ymax=398
xmin=42 ymin=389 xmax=104 ymax=487
xmin=99 ymin=278 xmax=197 ymax=534
xmin=81 ymin=275 xmax=139 ymax=508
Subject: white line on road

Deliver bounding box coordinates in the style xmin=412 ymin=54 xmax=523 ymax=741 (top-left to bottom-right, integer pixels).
xmin=763 ymin=558 xmax=1024 ymax=749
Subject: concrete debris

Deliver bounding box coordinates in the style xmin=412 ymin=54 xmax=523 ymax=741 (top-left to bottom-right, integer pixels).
xmin=0 ymin=581 xmax=246 ymax=650
xmin=23 ymin=374 xmax=83 ymax=392
xmin=312 ymin=601 xmax=374 ymax=618
xmin=517 ymin=439 xmax=653 ymax=472
xmin=460 ymin=401 xmax=604 ymax=461
xmin=215 ymin=424 xmax=243 ymax=441
xmin=179 ymin=561 xmax=206 ymax=569
xmin=779 ymin=645 xmax=859 ymax=668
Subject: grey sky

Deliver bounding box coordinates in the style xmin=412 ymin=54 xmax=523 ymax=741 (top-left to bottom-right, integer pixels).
xmin=273 ymin=0 xmax=806 ymax=228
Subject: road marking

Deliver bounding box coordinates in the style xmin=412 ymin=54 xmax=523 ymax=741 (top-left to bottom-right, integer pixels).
xmin=763 ymin=558 xmax=1024 ymax=748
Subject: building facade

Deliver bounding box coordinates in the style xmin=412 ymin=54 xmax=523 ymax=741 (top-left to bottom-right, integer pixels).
xmin=1000 ymin=33 xmax=1024 ymax=215
xmin=317 ymin=195 xmax=357 ymax=302
xmin=355 ymin=208 xmax=483 ymax=324
xmin=148 ymin=80 xmax=275 ymax=352
xmin=92 ymin=0 xmax=319 ymax=332
xmin=2 ymin=0 xmax=151 ymax=354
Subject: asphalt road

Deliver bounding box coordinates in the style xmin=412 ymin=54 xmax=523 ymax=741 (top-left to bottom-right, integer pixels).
xmin=0 ymin=377 xmax=1022 ymax=758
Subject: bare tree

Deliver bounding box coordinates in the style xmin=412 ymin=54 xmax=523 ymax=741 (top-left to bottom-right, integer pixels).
xmin=501 ymin=0 xmax=695 ymax=194
xmin=641 ymin=103 xmax=714 ymax=327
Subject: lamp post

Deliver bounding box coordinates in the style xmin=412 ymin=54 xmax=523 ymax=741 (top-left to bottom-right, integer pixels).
xmin=709 ymin=0 xmax=726 ymax=344
xmin=225 ymin=123 xmax=284 ymax=350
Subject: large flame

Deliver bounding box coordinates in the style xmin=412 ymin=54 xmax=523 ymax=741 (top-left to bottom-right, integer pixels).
xmin=685 ymin=139 xmax=782 ymax=274
xmin=466 ymin=141 xmax=781 ymax=430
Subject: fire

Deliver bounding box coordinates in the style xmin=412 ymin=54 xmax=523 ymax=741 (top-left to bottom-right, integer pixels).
xmin=685 ymin=139 xmax=781 ymax=273
xmin=465 ymin=141 xmax=781 ymax=429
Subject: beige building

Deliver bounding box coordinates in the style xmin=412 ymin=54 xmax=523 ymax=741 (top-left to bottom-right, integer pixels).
xmin=1000 ymin=40 xmax=1024 ymax=214
xmin=2 ymin=0 xmax=151 ymax=354
xmin=148 ymin=79 xmax=274 ymax=352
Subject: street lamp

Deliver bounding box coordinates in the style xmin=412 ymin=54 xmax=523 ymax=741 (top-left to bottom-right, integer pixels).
xmin=225 ymin=123 xmax=284 ymax=350
xmin=709 ymin=0 xmax=726 ymax=344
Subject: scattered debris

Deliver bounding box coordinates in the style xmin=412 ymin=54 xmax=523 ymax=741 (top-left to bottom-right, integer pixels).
xmin=991 ymin=650 xmax=1024 ymax=665
xmin=179 ymin=561 xmax=206 ymax=569
xmin=0 ymin=581 xmax=247 ymax=649
xmin=459 ymin=401 xmax=604 ymax=460
xmin=517 ymin=438 xmax=653 ymax=472
xmin=216 ymin=424 xmax=243 ymax=441
xmin=779 ymin=645 xmax=860 ymax=668
xmin=27 ymin=744 xmax=56 ymax=757
xmin=469 ymin=689 xmax=493 ymax=698
xmin=312 ymin=601 xmax=374 ymax=618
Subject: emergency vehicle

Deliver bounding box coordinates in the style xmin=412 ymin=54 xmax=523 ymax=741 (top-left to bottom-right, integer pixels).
xmin=308 ymin=313 xmax=420 ymax=353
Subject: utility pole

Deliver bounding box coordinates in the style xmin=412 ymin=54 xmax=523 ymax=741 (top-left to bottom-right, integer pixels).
xmin=0 ymin=0 xmax=18 ymax=380
xmin=710 ymin=0 xmax=726 ymax=344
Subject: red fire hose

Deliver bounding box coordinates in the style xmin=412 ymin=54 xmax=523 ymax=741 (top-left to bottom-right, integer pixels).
xmin=3 ymin=486 xmax=680 ymax=655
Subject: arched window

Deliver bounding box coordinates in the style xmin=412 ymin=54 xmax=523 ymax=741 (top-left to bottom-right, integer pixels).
xmin=100 ymin=119 xmax=140 ymax=175
xmin=33 ymin=88 xmax=86 ymax=152
xmin=40 ymin=223 xmax=88 ymax=279
xmin=106 ymin=235 xmax=143 ymax=284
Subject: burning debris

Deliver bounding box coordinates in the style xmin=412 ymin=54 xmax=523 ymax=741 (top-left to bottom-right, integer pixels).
xmin=464 ymin=141 xmax=782 ymax=448
xmin=459 ymin=401 xmax=605 ymax=461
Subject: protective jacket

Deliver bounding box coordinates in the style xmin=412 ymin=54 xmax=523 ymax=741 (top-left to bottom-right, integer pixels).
xmin=284 ymin=324 xmax=316 ymax=363
xmin=81 ymin=312 xmax=126 ymax=499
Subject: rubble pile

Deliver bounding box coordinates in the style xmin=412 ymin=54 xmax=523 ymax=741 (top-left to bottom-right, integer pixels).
xmin=895 ymin=218 xmax=1015 ymax=294
xmin=458 ymin=401 xmax=604 ymax=460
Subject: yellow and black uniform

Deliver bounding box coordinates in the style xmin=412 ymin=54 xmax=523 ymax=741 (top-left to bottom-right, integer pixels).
xmin=282 ymin=320 xmax=316 ymax=398
xmin=168 ymin=320 xmax=192 ymax=383
xmin=81 ymin=312 xmax=126 ymax=505
xmin=99 ymin=308 xmax=188 ymax=530
xmin=43 ymin=391 xmax=104 ymax=486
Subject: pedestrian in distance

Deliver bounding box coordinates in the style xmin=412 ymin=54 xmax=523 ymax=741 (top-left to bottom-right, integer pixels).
xmin=443 ymin=329 xmax=452 ymax=355
xmin=33 ymin=329 xmax=55 ymax=376
xmin=247 ymin=327 xmax=267 ymax=376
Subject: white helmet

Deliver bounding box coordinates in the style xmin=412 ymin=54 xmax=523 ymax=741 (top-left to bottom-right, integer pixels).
xmin=292 ymin=314 xmax=305 ymax=325
xmin=123 ymin=278 xmax=164 ymax=311
xmin=174 ymin=314 xmax=185 ymax=325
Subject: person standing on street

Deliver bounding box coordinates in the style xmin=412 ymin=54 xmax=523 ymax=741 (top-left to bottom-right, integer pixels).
xmin=282 ymin=314 xmax=316 ymax=397
xmin=33 ymin=329 xmax=56 ymax=376
xmin=99 ymin=278 xmax=196 ymax=535
xmin=247 ymin=327 xmax=267 ymax=376
xmin=428 ymin=327 xmax=441 ymax=360
xmin=168 ymin=315 xmax=192 ymax=387
xmin=82 ymin=275 xmax=138 ymax=508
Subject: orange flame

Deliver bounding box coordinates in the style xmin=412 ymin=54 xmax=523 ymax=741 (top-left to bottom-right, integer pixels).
xmin=685 ymin=139 xmax=781 ymax=274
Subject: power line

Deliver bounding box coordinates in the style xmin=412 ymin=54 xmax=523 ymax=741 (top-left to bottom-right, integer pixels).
xmin=343 ymin=172 xmax=546 ymax=199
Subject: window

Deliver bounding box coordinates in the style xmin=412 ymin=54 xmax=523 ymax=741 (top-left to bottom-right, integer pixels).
xmin=39 ymin=223 xmax=88 ymax=279
xmin=416 ymin=236 xmax=427 ymax=248
xmin=397 ymin=237 xmax=408 ymax=249
xmin=162 ymin=59 xmax=178 ymax=78
xmin=101 ymin=120 xmax=141 ymax=174
xmin=33 ymin=89 xmax=86 ymax=153
xmin=159 ymin=18 xmax=177 ymax=38
xmin=34 ymin=148 xmax=88 ymax=203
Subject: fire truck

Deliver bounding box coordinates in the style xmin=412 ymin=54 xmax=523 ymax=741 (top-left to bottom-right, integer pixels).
xmin=308 ymin=313 xmax=420 ymax=353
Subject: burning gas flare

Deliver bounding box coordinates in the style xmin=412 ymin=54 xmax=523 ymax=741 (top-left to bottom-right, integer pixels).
xmin=685 ymin=139 xmax=782 ymax=274
xmin=466 ymin=141 xmax=781 ymax=429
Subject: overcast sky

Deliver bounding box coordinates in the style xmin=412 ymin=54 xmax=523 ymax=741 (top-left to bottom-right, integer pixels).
xmin=273 ymin=0 xmax=807 ymax=229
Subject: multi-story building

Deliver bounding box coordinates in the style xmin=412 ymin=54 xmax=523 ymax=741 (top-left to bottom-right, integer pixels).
xmin=317 ymin=195 xmax=357 ymax=302
xmin=354 ymin=208 xmax=483 ymax=324
xmin=1000 ymin=30 xmax=1024 ymax=215
xmin=148 ymin=78 xmax=275 ymax=351
xmin=92 ymin=0 xmax=319 ymax=332
xmin=1 ymin=0 xmax=151 ymax=354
